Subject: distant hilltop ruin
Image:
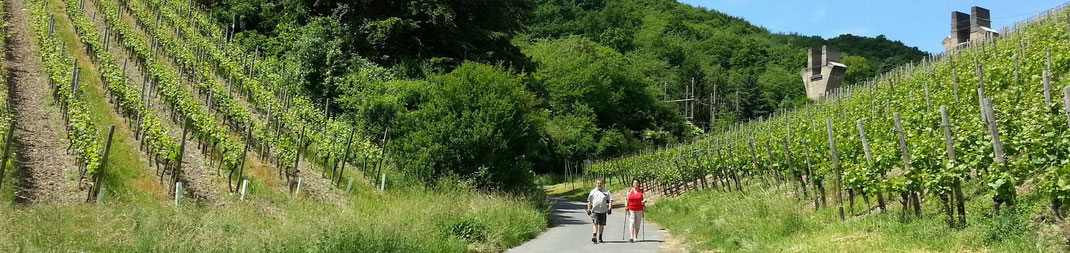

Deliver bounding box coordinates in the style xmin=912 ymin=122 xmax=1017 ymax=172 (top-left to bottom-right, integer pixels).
xmin=943 ymin=6 xmax=999 ymax=52
xmin=800 ymin=45 xmax=846 ymax=100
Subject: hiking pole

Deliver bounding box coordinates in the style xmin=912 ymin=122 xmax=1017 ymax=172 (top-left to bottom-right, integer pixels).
xmin=640 ymin=213 xmax=645 ymax=242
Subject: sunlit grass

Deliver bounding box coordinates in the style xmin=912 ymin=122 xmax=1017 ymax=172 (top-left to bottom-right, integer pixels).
xmin=0 ymin=183 xmax=548 ymax=252
xmin=647 ymin=180 xmax=1067 ymax=252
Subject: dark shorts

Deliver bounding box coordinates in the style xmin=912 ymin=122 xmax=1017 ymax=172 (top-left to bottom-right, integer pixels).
xmin=591 ymin=212 xmax=607 ymax=226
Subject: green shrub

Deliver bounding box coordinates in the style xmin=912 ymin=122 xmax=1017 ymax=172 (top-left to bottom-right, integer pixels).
xmin=443 ymin=218 xmax=489 ymax=243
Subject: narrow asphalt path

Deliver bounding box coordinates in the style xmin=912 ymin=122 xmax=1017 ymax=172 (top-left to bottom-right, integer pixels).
xmin=509 ymin=197 xmax=664 ymax=253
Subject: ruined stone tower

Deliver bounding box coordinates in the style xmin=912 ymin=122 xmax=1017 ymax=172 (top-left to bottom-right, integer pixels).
xmin=800 ymin=45 xmax=846 ymax=100
xmin=943 ymin=6 xmax=998 ymax=52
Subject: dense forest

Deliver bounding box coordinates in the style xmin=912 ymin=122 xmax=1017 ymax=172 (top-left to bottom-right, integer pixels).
xmin=203 ymin=0 xmax=927 ymax=188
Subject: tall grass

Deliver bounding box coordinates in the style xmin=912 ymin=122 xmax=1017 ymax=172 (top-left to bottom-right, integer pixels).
xmin=647 ymin=181 xmax=1066 ymax=252
xmin=0 ymin=184 xmax=548 ymax=252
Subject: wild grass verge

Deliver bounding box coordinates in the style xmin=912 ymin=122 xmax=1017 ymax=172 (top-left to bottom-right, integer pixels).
xmin=647 ymin=180 xmax=1068 ymax=252
xmin=0 ymin=183 xmax=548 ymax=252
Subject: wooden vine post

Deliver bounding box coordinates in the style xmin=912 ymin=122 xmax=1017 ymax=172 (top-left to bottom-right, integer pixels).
xmin=984 ymin=98 xmax=1014 ymax=211
xmin=174 ymin=120 xmax=188 ymax=195
xmin=747 ymin=140 xmax=763 ymax=186
xmin=952 ymin=62 xmax=961 ymax=101
xmin=336 ymin=128 xmax=357 ymax=186
xmin=978 ymin=88 xmax=987 ymax=123
xmin=718 ymin=145 xmax=729 ymax=191
xmin=1014 ymin=54 xmax=1020 ymax=85
xmin=1044 ymin=70 xmax=1052 ymax=107
xmin=783 ymin=123 xmax=803 ymax=199
xmin=1044 ymin=49 xmax=1053 ymax=107
xmin=941 ymin=106 xmax=967 ymax=228
xmin=290 ymin=125 xmax=306 ymax=187
xmin=1059 ymin=87 xmax=1070 ymax=220
xmin=375 ymin=126 xmax=391 ymax=187
xmin=984 ymin=99 xmax=1005 ymax=164
xmin=976 ymin=62 xmax=987 ymax=122
xmin=894 ymin=113 xmax=921 ymax=217
xmin=710 ymin=85 xmax=717 ymax=131
xmin=802 ymin=139 xmax=823 ymax=209
xmin=762 ymin=140 xmax=777 ymax=187
xmin=704 ymin=141 xmax=718 ymax=190
xmin=924 ymin=81 xmax=932 ymax=111
xmin=826 ymin=118 xmax=844 ymax=220
xmin=0 ymin=121 xmax=13 ymax=191
xmin=856 ymin=120 xmax=885 ymax=212
xmin=230 ymin=129 xmax=251 ymax=192
xmin=88 ymin=126 xmax=117 ymax=203
xmin=728 ymin=139 xmax=743 ymax=191
xmin=1064 ymin=87 xmax=1070 ymax=128
xmin=783 ymin=138 xmax=803 ymax=199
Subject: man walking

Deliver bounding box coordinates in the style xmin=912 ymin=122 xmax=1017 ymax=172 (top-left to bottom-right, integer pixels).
xmin=586 ymin=179 xmax=611 ymax=244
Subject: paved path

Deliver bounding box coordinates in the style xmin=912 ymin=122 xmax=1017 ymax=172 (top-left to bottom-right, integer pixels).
xmin=510 ymin=197 xmax=664 ymax=253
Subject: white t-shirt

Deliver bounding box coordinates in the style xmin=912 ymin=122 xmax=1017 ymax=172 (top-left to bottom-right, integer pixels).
xmin=588 ymin=188 xmax=612 ymax=213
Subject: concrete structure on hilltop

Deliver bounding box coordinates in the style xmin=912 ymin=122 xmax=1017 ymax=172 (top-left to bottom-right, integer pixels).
xmin=943 ymin=6 xmax=999 ymax=52
xmin=800 ymin=45 xmax=846 ymax=100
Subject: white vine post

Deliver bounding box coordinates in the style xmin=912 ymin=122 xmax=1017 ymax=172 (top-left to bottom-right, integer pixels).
xmin=346 ymin=177 xmax=355 ymax=194
xmin=240 ymin=179 xmax=249 ymax=201
xmin=295 ymin=177 xmax=303 ymax=197
xmin=380 ymin=173 xmax=387 ymax=191
xmin=96 ymin=188 xmax=105 ymax=205
xmin=175 ymin=182 xmax=183 ymax=206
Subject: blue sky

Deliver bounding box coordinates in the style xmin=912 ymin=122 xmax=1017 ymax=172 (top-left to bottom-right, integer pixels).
xmin=677 ymin=0 xmax=1069 ymax=53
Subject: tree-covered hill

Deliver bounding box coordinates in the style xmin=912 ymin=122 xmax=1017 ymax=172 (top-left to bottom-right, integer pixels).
xmin=203 ymin=0 xmax=927 ymax=187
xmin=530 ymin=0 xmax=929 ymax=123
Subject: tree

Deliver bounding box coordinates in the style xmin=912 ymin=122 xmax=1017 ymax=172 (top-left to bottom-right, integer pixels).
xmin=388 ymin=62 xmax=543 ymax=189
xmin=210 ymin=0 xmax=535 ymax=74
xmin=757 ymin=66 xmax=805 ymax=109
xmin=543 ymin=106 xmax=599 ymax=161
xmin=841 ymin=55 xmax=875 ymax=85
xmin=522 ymin=36 xmax=690 ymax=158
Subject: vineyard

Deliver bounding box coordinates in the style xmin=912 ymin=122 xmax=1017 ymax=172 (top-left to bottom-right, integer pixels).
xmin=0 ymin=0 xmax=546 ymax=251
xmin=590 ymin=2 xmax=1070 ymax=230
xmin=7 ymin=0 xmax=1070 ymax=251
xmin=20 ymin=0 xmax=388 ymax=202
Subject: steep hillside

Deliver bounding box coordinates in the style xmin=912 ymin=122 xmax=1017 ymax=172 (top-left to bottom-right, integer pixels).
xmin=0 ymin=0 xmax=548 ymax=251
xmin=590 ymin=3 xmax=1070 ymax=252
xmin=201 ymin=0 xmax=927 ymax=178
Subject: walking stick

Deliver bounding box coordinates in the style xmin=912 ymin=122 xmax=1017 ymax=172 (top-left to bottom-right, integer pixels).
xmin=640 ymin=212 xmax=645 ymax=242
xmin=622 ymin=210 xmax=629 ymax=240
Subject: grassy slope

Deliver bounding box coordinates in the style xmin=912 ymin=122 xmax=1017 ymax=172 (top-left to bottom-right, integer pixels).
xmin=44 ymin=0 xmax=167 ymax=202
xmin=0 ymin=183 xmax=548 ymax=252
xmin=646 ymin=181 xmax=1067 ymax=252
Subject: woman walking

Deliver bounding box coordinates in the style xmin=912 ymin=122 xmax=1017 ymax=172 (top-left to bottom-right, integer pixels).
xmin=627 ymin=179 xmax=647 ymax=243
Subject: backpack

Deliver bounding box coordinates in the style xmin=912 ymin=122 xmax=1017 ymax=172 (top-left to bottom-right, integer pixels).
xmin=590 ymin=189 xmax=610 ymax=211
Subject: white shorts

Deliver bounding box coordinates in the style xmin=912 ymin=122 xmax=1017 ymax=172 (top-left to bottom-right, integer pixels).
xmin=627 ymin=210 xmax=643 ymax=229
